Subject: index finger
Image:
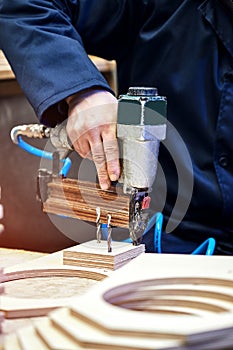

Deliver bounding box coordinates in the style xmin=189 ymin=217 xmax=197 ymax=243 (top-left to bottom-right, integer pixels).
xmin=90 ymin=140 xmax=111 ymax=190
xmin=102 ymin=136 xmax=120 ymax=182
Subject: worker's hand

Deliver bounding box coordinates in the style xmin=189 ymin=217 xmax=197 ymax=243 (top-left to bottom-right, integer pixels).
xmin=66 ymin=89 xmax=120 ymax=190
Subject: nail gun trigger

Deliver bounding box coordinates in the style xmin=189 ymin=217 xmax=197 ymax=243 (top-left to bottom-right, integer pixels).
xmin=142 ymin=196 xmax=151 ymax=210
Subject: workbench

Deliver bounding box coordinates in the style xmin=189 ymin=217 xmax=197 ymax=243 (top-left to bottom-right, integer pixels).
xmin=0 ymin=247 xmax=101 ymax=342
xmin=1 ymin=248 xmax=233 ymax=350
xmin=0 ymin=248 xmax=47 ymax=341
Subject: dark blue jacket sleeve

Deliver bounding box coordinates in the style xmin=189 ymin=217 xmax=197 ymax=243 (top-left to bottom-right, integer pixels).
xmin=0 ymin=0 xmax=146 ymax=126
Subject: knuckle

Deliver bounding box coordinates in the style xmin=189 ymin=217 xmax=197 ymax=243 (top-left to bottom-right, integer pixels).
xmin=91 ymin=143 xmax=105 ymax=166
xmin=98 ymin=168 xmax=108 ymax=179
xmin=96 ymin=165 xmax=110 ymax=184
xmin=103 ymin=141 xmax=119 ymax=161
xmin=92 ymin=152 xmax=105 ymax=167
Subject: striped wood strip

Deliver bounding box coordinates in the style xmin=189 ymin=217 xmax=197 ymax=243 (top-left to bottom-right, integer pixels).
xmin=43 ymin=179 xmax=130 ymax=227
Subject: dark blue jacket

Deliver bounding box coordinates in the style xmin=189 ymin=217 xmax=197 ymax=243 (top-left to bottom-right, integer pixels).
xmin=0 ymin=0 xmax=232 ymax=254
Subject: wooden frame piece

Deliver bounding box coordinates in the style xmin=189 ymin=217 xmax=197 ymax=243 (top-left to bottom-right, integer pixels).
xmin=2 ymin=254 xmax=233 ymax=349
xmin=0 ymin=250 xmax=109 ymax=319
xmin=0 ymin=239 xmax=144 ymax=319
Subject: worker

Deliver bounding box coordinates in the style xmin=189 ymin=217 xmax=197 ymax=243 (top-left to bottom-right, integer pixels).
xmin=0 ymin=0 xmax=232 ymax=255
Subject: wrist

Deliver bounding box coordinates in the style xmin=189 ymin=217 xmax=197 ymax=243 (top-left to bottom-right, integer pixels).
xmin=66 ymin=87 xmax=109 ymax=105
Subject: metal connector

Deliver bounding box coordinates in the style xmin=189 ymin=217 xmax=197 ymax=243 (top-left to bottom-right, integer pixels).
xmin=10 ymin=124 xmax=50 ymax=144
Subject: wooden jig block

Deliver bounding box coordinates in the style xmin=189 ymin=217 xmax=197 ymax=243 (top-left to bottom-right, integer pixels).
xmin=63 ymin=240 xmax=145 ymax=270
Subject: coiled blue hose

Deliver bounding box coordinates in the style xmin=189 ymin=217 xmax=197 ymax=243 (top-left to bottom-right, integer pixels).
xmin=17 ymin=135 xmax=72 ymax=177
xmin=191 ymin=237 xmax=216 ymax=256
xmin=124 ymin=211 xmax=215 ymax=255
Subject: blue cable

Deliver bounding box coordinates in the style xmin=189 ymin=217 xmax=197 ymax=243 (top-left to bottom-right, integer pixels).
xmin=128 ymin=211 xmax=215 ymax=255
xmin=150 ymin=212 xmax=216 ymax=255
xmin=153 ymin=212 xmax=163 ymax=254
xmin=143 ymin=212 xmax=158 ymax=235
xmin=61 ymin=157 xmax=72 ymax=177
xmin=18 ymin=136 xmax=53 ymax=159
xmin=101 ymin=223 xmax=109 ymax=240
xmin=191 ymin=237 xmax=216 ymax=256
xmin=17 ymin=135 xmax=72 ymax=176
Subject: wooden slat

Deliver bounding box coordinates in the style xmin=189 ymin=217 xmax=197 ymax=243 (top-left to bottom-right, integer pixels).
xmin=34 ymin=317 xmax=87 ymax=350
xmin=43 ymin=179 xmax=130 ymax=228
xmin=17 ymin=325 xmax=50 ymax=350
xmin=49 ymin=307 xmax=179 ymax=350
xmin=3 ymin=334 xmax=22 ymax=350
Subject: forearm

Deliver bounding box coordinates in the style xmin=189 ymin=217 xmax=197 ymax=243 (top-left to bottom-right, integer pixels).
xmin=0 ymin=0 xmax=147 ymax=126
xmin=0 ymin=0 xmax=112 ymax=126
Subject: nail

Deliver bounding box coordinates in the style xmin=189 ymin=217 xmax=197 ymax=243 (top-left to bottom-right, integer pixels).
xmin=110 ymin=174 xmax=118 ymax=182
xmin=100 ymin=182 xmax=110 ymax=190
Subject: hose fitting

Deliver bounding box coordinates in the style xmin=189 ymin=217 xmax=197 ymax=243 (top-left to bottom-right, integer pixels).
xmin=10 ymin=124 xmax=51 ymax=144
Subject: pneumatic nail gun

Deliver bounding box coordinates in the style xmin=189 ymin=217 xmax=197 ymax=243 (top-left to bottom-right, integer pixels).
xmin=11 ymin=87 xmax=167 ymax=245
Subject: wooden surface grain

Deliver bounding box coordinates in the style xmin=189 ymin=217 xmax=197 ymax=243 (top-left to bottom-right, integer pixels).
xmin=0 ymin=248 xmax=46 ymax=269
xmin=0 ymin=247 xmax=102 ymax=342
xmin=0 ymin=248 xmax=47 ymax=343
xmin=44 ymin=178 xmax=130 ymax=228
xmin=4 ymin=254 xmax=233 ymax=349
xmin=0 ymin=51 xmax=15 ymax=80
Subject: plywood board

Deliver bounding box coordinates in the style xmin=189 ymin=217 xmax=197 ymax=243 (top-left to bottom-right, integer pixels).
xmin=49 ymin=307 xmax=181 ymax=350
xmin=0 ymin=249 xmax=109 ymax=319
xmin=0 ymin=240 xmax=144 ymax=319
xmin=34 ymin=317 xmax=83 ymax=350
xmin=2 ymin=333 xmax=21 ymax=350
xmin=16 ymin=325 xmax=50 ymax=350
xmin=63 ymin=240 xmax=145 ymax=270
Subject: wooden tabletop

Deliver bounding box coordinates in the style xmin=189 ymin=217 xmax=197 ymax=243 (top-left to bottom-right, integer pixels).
xmin=0 ymin=248 xmax=46 ymax=269
xmin=0 ymin=247 xmax=102 ymax=342
xmin=0 ymin=51 xmax=15 ymax=80
xmin=0 ymin=248 xmax=47 ymax=342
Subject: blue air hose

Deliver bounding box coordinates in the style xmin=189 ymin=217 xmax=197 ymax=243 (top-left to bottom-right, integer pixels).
xmin=123 ymin=211 xmax=215 ymax=255
xmin=17 ymin=136 xmax=72 ymax=177
xmin=191 ymin=237 xmax=216 ymax=256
